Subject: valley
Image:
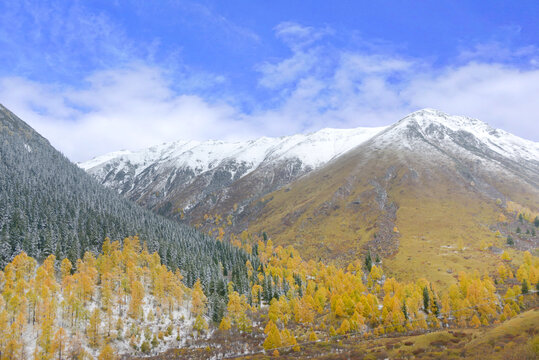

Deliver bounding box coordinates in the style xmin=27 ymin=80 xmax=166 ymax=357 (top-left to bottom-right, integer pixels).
xmin=0 ymin=105 xmax=537 ymax=359
xmin=2 ymin=2 xmax=538 ymax=359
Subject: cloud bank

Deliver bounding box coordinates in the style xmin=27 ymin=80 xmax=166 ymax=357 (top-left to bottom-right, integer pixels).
xmin=1 ymin=21 xmax=538 ymax=162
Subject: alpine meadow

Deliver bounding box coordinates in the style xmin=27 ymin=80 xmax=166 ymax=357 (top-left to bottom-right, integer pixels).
xmin=0 ymin=1 xmax=538 ymax=360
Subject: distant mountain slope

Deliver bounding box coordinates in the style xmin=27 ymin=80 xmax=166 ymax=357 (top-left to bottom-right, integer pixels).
xmin=80 ymin=125 xmax=386 ymax=226
xmin=0 ymin=104 xmax=257 ymax=291
xmin=239 ymin=109 xmax=539 ymax=285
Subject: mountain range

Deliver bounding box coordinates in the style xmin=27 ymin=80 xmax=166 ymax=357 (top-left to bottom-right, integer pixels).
xmin=82 ymin=108 xmax=539 ymax=286
xmin=80 ymin=124 xmax=386 ymax=225
xmin=1 ymin=103 xmax=538 ymax=359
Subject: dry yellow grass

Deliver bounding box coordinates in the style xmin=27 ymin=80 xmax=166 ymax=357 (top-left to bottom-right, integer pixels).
xmin=242 ymin=142 xmax=539 ymax=289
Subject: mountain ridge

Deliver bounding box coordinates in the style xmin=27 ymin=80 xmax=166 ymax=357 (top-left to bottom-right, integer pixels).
xmin=81 ymin=109 xmax=538 ymax=238
xmin=0 ymin=104 xmax=257 ymax=290
xmin=235 ymin=109 xmax=538 ymax=286
xmin=80 ymin=122 xmax=387 ymax=222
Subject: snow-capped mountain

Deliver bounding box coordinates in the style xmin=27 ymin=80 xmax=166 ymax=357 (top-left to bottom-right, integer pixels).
xmin=372 ymin=109 xmax=539 ymax=190
xmin=81 ymin=109 xmax=538 ymax=242
xmin=80 ymin=125 xmax=386 ymax=222
xmin=80 ymin=126 xmax=387 ymax=182
xmin=236 ymin=109 xmax=539 ymax=267
xmin=381 ymin=108 xmax=538 ymax=164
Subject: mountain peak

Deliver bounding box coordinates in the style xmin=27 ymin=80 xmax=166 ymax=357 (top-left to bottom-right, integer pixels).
xmin=399 ymin=108 xmax=489 ymax=132
xmin=375 ymin=109 xmax=539 ymax=163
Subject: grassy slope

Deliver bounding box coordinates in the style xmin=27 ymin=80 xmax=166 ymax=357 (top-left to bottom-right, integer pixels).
xmin=232 ymin=308 xmax=538 ymax=360
xmin=384 ymin=181 xmax=501 ymax=286
xmin=130 ymin=309 xmax=539 ymax=360
xmin=242 ymin=140 xmax=539 ymax=288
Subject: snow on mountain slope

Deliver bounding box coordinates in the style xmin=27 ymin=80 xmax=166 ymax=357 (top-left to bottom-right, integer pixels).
xmin=79 ymin=125 xmax=386 ymax=222
xmin=80 ymin=108 xmax=538 ymax=237
xmin=80 ymin=126 xmax=386 ymax=179
xmin=384 ymin=109 xmax=539 ymax=162
xmin=237 ymin=109 xmax=538 ymax=279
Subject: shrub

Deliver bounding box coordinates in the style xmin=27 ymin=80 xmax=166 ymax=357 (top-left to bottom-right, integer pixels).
xmin=140 ymin=341 xmax=150 ymax=353
xmin=522 ymin=279 xmax=529 ymax=294
xmin=507 ymin=236 xmax=514 ymax=246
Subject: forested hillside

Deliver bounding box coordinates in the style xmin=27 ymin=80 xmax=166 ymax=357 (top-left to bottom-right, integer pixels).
xmin=0 ymin=237 xmax=196 ymax=359
xmin=0 ymin=104 xmax=259 ymax=294
xmin=2 ymin=235 xmax=537 ymax=359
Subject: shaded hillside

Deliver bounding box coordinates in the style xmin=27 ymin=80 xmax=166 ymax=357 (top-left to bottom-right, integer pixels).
xmin=0 ymin=104 xmax=258 ymax=290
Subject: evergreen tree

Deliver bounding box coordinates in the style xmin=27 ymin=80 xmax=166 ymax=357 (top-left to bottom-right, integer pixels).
xmin=507 ymin=236 xmax=514 ymax=246
xmin=365 ymin=252 xmax=373 ymax=272
xmin=423 ymin=286 xmax=430 ymax=313
xmin=522 ymin=279 xmax=529 ymax=294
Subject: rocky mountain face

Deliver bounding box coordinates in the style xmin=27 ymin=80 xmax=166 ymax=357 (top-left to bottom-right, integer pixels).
xmin=80 ymin=126 xmax=386 ymax=227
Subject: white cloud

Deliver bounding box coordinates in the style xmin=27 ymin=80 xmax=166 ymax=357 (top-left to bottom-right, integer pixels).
xmin=404 ymin=62 xmax=539 ymax=134
xmin=1 ymin=24 xmax=538 ymax=163
xmin=0 ymin=65 xmax=254 ymax=162
xmin=252 ymin=28 xmax=539 ymax=141
xmin=257 ymin=49 xmax=320 ymax=89
xmin=274 ymin=22 xmax=333 ymax=50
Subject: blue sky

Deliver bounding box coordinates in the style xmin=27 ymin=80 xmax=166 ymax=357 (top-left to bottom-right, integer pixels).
xmin=0 ymin=0 xmax=538 ymax=161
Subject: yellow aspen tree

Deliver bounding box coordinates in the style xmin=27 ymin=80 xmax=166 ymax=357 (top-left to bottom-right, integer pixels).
xmin=337 ymin=319 xmax=350 ymax=335
xmin=129 ymin=280 xmax=144 ymax=319
xmin=226 ymin=291 xmax=251 ymax=332
xmin=219 ymin=316 xmax=232 ymax=331
xmin=193 ymin=314 xmax=208 ymax=335
xmin=101 ymin=271 xmax=114 ymax=336
xmin=497 ymin=264 xmax=508 ymax=283
xmin=87 ymin=307 xmax=101 ymax=348
xmin=190 ymin=279 xmax=207 ymax=317
xmin=333 ymin=296 xmax=346 ymax=317
xmin=226 ymin=291 xmax=243 ymax=326
xmin=268 ymin=298 xmax=282 ymax=323
xmin=516 ymin=265 xmax=528 ymax=283
xmin=278 ymin=297 xmax=291 ymax=325
xmin=263 ymin=320 xmax=281 ymax=350
xmin=294 ymin=297 xmax=314 ymax=324
xmin=281 ymin=328 xmax=299 ymax=351
xmin=4 ymin=324 xmax=22 ymax=360
xmin=529 ymin=266 xmax=538 ymax=285
xmin=0 ymin=310 xmax=8 ymax=357
xmin=314 ymin=287 xmax=327 ymax=313
xmin=60 ymin=258 xmax=72 ymax=286
xmin=52 ymin=327 xmax=67 ymax=360
xmin=523 ymin=251 xmax=532 ymax=266
xmin=37 ymin=295 xmax=55 ymax=358
xmin=500 ymin=303 xmax=516 ymax=322
xmin=98 ymin=343 xmax=117 ymax=360
xmin=251 ymin=284 xmax=263 ymax=306
xmin=329 ymin=325 xmax=337 ymax=337
xmin=470 ymin=314 xmax=481 ymax=328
